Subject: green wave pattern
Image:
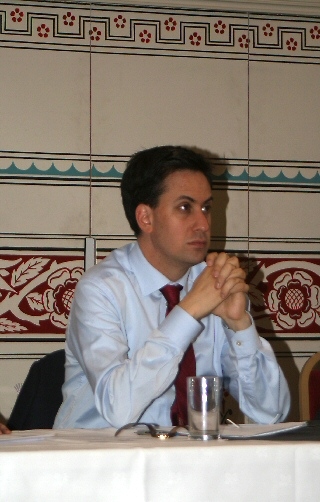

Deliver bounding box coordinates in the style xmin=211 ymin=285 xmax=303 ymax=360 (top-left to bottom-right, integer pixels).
xmin=1 ymin=162 xmax=320 ymax=184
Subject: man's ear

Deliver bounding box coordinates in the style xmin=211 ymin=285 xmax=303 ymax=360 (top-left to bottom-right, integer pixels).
xmin=135 ymin=204 xmax=153 ymax=234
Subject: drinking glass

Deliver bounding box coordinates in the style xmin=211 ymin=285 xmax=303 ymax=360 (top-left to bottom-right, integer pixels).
xmin=187 ymin=376 xmax=222 ymax=440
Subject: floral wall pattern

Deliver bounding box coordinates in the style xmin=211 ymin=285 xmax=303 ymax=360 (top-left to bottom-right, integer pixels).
xmin=2 ymin=4 xmax=320 ymax=60
xmin=1 ymin=255 xmax=320 ymax=339
xmin=0 ymin=0 xmax=320 ymax=421
xmin=0 ymin=255 xmax=83 ymax=336
xmin=247 ymin=259 xmax=320 ymax=336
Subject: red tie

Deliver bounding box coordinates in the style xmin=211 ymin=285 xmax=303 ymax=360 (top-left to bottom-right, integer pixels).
xmin=160 ymin=284 xmax=196 ymax=426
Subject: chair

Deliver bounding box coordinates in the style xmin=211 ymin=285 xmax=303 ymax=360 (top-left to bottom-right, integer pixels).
xmin=7 ymin=349 xmax=65 ymax=430
xmin=299 ymin=351 xmax=320 ymax=421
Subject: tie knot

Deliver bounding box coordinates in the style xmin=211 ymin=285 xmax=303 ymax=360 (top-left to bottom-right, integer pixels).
xmin=160 ymin=284 xmax=182 ymax=314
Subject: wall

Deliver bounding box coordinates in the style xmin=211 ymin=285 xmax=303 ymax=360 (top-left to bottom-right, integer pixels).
xmin=0 ymin=0 xmax=320 ymax=422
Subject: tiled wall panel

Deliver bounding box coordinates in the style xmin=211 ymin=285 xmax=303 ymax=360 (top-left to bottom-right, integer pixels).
xmin=249 ymin=191 xmax=320 ymax=242
xmin=0 ymin=1 xmax=320 ymax=421
xmin=1 ymin=185 xmax=91 ymax=235
xmin=249 ymin=62 xmax=320 ymax=161
xmin=91 ymin=54 xmax=249 ymax=157
xmin=91 ymin=185 xmax=130 ymax=236
xmin=0 ymin=48 xmax=90 ymax=154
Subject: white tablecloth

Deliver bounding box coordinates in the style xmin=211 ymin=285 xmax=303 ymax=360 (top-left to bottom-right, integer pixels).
xmin=1 ymin=427 xmax=320 ymax=502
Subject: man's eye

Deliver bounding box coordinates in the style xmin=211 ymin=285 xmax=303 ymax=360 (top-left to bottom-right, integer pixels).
xmin=180 ymin=203 xmax=191 ymax=211
xmin=202 ymin=205 xmax=212 ymax=213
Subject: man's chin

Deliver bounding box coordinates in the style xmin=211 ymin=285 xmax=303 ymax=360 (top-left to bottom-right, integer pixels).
xmin=186 ymin=249 xmax=208 ymax=265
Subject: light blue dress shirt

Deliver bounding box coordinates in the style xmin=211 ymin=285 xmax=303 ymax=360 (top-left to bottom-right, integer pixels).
xmin=54 ymin=242 xmax=290 ymax=429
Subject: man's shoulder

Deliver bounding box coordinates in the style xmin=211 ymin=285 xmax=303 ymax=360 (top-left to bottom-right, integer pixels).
xmin=79 ymin=243 xmax=134 ymax=285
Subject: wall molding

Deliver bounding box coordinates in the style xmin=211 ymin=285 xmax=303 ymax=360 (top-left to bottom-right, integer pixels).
xmin=2 ymin=3 xmax=320 ymax=64
xmin=1 ymin=155 xmax=320 ymax=190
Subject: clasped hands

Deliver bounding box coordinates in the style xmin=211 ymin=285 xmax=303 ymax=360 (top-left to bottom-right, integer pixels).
xmin=179 ymin=252 xmax=251 ymax=332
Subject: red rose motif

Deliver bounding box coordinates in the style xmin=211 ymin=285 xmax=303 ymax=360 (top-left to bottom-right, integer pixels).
xmin=238 ymin=34 xmax=249 ymax=49
xmin=164 ymin=17 xmax=177 ymax=32
xmin=139 ymin=29 xmax=151 ymax=43
xmin=189 ymin=32 xmax=201 ymax=46
xmin=37 ymin=24 xmax=50 ymax=38
xmin=310 ymin=25 xmax=320 ymax=40
xmin=278 ymin=279 xmax=311 ymax=319
xmin=214 ymin=20 xmax=226 ymax=34
xmin=268 ymin=271 xmax=320 ymax=329
xmin=11 ymin=8 xmax=24 ymax=23
xmin=286 ymin=37 xmax=298 ymax=51
xmin=43 ymin=267 xmax=83 ymax=329
xmin=89 ymin=26 xmax=102 ymax=41
xmin=114 ymin=15 xmax=126 ymax=29
xmin=262 ymin=23 xmax=274 ymax=37
xmin=63 ymin=12 xmax=76 ymax=27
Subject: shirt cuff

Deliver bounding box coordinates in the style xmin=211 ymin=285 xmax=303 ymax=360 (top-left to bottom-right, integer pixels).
xmin=159 ymin=305 xmax=203 ymax=351
xmin=222 ymin=313 xmax=262 ymax=357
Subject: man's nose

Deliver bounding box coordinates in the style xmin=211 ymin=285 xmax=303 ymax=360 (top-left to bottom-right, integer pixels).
xmin=194 ymin=209 xmax=210 ymax=231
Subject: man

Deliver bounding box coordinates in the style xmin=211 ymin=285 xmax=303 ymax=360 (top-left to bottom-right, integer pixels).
xmin=0 ymin=423 xmax=10 ymax=434
xmin=54 ymin=145 xmax=290 ymax=429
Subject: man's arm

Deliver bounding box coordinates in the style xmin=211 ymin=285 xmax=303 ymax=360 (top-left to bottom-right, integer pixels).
xmin=66 ymin=277 xmax=203 ymax=428
xmin=218 ymin=317 xmax=291 ymax=423
xmin=180 ymin=252 xmax=290 ymax=423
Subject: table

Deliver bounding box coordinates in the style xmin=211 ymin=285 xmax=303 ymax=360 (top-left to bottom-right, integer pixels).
xmin=1 ymin=427 xmax=320 ymax=502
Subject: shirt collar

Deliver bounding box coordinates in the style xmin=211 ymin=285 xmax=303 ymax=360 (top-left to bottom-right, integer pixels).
xmin=129 ymin=242 xmax=190 ymax=297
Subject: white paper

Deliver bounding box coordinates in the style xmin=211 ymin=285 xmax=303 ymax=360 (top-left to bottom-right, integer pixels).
xmin=0 ymin=430 xmax=55 ymax=444
xmin=219 ymin=421 xmax=308 ymax=439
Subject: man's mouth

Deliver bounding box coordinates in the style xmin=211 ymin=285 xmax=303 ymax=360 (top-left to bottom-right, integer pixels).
xmin=188 ymin=240 xmax=208 ymax=248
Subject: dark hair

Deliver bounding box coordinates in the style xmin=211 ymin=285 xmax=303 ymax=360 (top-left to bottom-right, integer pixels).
xmin=121 ymin=145 xmax=212 ymax=235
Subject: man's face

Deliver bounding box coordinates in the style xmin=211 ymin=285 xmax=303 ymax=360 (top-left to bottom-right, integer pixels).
xmin=141 ymin=169 xmax=212 ymax=280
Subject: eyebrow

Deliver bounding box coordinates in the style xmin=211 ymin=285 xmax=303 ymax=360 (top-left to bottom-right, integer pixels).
xmin=176 ymin=195 xmax=213 ymax=204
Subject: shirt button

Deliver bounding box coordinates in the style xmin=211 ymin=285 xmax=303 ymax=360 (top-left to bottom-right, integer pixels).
xmin=236 ymin=341 xmax=242 ymax=346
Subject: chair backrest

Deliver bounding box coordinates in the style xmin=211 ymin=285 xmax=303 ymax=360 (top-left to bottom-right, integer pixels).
xmin=299 ymin=352 xmax=320 ymax=421
xmin=7 ymin=349 xmax=65 ymax=430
